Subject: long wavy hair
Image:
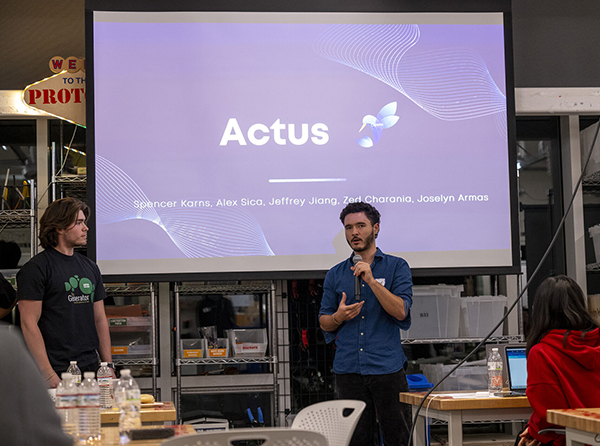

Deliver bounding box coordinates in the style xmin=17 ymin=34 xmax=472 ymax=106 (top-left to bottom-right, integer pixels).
xmin=527 ymin=275 xmax=599 ymax=354
xmin=39 ymin=197 xmax=89 ymax=249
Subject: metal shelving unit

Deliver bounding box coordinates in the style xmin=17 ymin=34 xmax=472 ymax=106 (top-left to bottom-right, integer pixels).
xmin=52 ymin=174 xmax=87 ymax=201
xmin=105 ymin=282 xmax=159 ymax=397
xmin=586 ymin=262 xmax=600 ymax=272
xmin=0 ymin=179 xmax=37 ymax=258
xmin=429 ymin=417 xmax=530 ymax=426
xmin=173 ymin=282 xmax=278 ymax=425
xmin=402 ymin=335 xmax=524 ymax=345
xmin=179 ymin=357 xmax=277 ymax=365
xmin=582 ymin=171 xmax=600 ymax=192
xmin=50 ymin=142 xmax=87 ymax=201
xmin=582 ymin=172 xmax=600 ymax=273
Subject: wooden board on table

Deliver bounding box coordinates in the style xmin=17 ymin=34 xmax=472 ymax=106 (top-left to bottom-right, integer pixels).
xmin=101 ymin=401 xmax=176 ymax=424
xmin=547 ymin=408 xmax=600 ymax=434
xmin=399 ymin=391 xmax=531 ymax=410
xmin=101 ymin=425 xmax=195 ymax=445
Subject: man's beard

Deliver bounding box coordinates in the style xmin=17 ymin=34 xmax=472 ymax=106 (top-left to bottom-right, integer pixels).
xmin=348 ymin=229 xmax=376 ymax=252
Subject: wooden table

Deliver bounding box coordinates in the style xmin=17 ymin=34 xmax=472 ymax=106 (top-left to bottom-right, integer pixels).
xmin=547 ymin=408 xmax=600 ymax=446
xmin=100 ymin=425 xmax=195 ymax=445
xmin=101 ymin=401 xmax=177 ymax=426
xmin=400 ymin=391 xmax=532 ymax=446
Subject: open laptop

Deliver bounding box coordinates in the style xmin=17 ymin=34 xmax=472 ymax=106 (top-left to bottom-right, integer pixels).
xmin=495 ymin=345 xmax=528 ymax=397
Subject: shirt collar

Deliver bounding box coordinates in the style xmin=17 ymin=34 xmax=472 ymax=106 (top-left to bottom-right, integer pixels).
xmin=348 ymin=247 xmax=384 ymax=262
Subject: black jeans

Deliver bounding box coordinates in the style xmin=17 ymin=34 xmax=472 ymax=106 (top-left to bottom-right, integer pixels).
xmin=336 ymin=369 xmax=412 ymax=446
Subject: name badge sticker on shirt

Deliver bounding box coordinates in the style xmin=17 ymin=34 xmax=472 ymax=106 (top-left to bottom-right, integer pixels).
xmin=376 ymin=278 xmax=385 ymax=286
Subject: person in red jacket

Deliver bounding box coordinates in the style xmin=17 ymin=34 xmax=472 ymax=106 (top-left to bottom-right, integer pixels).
xmin=518 ymin=275 xmax=600 ymax=446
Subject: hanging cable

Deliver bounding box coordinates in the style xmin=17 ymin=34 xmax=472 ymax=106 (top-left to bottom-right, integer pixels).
xmin=408 ymin=118 xmax=600 ymax=446
xmin=55 ymin=125 xmax=78 ymax=177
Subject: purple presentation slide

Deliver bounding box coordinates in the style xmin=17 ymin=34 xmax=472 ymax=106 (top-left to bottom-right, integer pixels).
xmin=92 ymin=12 xmax=513 ymax=274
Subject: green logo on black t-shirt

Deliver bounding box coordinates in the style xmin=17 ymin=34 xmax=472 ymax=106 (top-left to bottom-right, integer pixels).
xmin=65 ymin=275 xmax=95 ymax=302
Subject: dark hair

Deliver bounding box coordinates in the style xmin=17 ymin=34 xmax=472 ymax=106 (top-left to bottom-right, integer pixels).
xmin=339 ymin=202 xmax=381 ymax=227
xmin=526 ymin=275 xmax=599 ymax=355
xmin=39 ymin=197 xmax=89 ymax=249
xmin=0 ymin=241 xmax=21 ymax=268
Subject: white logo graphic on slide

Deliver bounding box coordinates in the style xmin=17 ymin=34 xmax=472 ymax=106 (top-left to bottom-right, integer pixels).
xmin=95 ymin=155 xmax=274 ymax=258
xmin=314 ymin=24 xmax=507 ymax=137
xmin=219 ymin=118 xmax=329 ymax=146
xmin=357 ymin=102 xmax=399 ymax=148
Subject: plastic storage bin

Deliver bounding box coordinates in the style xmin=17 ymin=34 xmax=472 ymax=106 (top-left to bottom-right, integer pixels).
xmin=589 ymin=294 xmax=600 ymax=325
xmin=206 ymin=338 xmax=229 ymax=358
xmin=459 ymin=296 xmax=507 ymax=337
xmin=421 ymin=363 xmax=487 ymax=391
xmin=589 ymin=224 xmax=600 ymax=263
xmin=106 ymin=307 xmax=152 ymax=359
xmin=226 ymin=329 xmax=267 ymax=357
xmin=401 ymin=285 xmax=463 ymax=339
xmin=406 ymin=374 xmax=434 ymax=392
xmin=187 ymin=418 xmax=229 ymax=433
xmin=110 ymin=326 xmax=152 ymax=358
xmin=181 ymin=339 xmax=204 ymax=358
xmin=111 ymin=344 xmax=152 ymax=357
xmin=442 ymin=365 xmax=487 ymax=391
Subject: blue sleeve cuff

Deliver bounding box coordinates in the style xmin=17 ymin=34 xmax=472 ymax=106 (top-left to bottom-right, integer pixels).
xmin=397 ymin=309 xmax=411 ymax=331
xmin=318 ymin=311 xmax=339 ymax=344
xmin=323 ymin=329 xmax=337 ymax=344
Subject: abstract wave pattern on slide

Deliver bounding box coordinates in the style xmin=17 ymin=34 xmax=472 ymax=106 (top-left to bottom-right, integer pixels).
xmin=314 ymin=24 xmax=507 ymax=136
xmin=96 ymin=155 xmax=274 ymax=258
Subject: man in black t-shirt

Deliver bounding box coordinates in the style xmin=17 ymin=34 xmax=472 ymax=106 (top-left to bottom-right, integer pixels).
xmin=17 ymin=197 xmax=115 ymax=388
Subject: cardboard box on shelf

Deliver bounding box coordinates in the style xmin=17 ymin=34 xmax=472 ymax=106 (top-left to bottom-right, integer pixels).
xmin=105 ymin=304 xmax=143 ymax=317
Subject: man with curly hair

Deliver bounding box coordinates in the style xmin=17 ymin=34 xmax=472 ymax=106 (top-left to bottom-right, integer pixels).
xmin=319 ymin=202 xmax=413 ymax=446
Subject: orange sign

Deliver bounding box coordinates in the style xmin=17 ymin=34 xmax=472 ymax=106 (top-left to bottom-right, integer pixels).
xmin=183 ymin=349 xmax=203 ymax=358
xmin=208 ymin=348 xmax=228 ymax=357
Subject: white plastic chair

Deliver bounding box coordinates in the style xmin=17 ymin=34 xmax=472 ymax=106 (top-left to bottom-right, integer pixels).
xmin=159 ymin=428 xmax=328 ymax=446
xmin=291 ymin=399 xmax=366 ymax=446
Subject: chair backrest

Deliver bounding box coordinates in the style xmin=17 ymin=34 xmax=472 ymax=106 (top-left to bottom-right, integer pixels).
xmin=291 ymin=399 xmax=366 ymax=446
xmin=159 ymin=428 xmax=328 ymax=446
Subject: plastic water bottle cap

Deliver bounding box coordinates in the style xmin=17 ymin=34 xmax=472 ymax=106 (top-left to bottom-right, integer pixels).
xmin=492 ymin=348 xmax=498 ymax=352
xmin=70 ymin=361 xmax=77 ymax=365
xmin=100 ymin=362 xmax=107 ymax=366
xmin=61 ymin=372 xmax=72 ymax=379
xmin=83 ymin=371 xmax=95 ymax=379
xmin=121 ymin=369 xmax=131 ymax=376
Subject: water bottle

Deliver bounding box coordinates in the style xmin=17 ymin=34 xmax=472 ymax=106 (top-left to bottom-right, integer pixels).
xmin=66 ymin=361 xmax=81 ymax=384
xmin=55 ymin=372 xmax=78 ymax=440
xmin=97 ymin=362 xmax=113 ymax=409
xmin=487 ymin=347 xmax=504 ymax=394
xmin=114 ymin=369 xmax=142 ymax=440
xmin=78 ymin=371 xmax=101 ymax=442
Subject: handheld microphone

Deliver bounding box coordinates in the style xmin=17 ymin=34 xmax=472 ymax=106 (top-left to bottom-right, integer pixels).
xmin=353 ymin=254 xmax=362 ymax=301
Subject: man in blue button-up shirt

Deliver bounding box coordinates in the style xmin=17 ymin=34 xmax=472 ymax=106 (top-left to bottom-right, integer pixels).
xmin=319 ymin=202 xmax=413 ymax=446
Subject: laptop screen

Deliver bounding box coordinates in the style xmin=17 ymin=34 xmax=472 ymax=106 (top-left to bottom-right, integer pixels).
xmin=505 ymin=346 xmax=528 ymax=391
